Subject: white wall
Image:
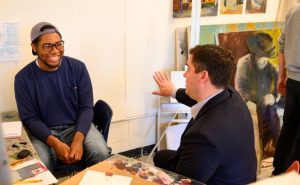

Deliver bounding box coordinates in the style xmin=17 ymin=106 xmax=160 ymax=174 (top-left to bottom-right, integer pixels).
xmin=0 ymin=0 xmax=283 ymax=153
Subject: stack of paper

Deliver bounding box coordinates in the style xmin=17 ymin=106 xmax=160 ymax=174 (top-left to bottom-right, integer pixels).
xmin=79 ymin=170 xmax=132 ymax=185
xmin=0 ymin=121 xmax=22 ymax=138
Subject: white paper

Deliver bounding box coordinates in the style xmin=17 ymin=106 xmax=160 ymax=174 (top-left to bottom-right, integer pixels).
xmin=11 ymin=159 xmax=58 ymax=185
xmin=0 ymin=121 xmax=22 ymax=138
xmin=249 ymin=171 xmax=300 ymax=185
xmin=0 ymin=21 xmax=21 ymax=61
xmin=79 ymin=170 xmax=132 ymax=185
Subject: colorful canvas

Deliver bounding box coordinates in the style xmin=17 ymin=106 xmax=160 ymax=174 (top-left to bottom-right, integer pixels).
xmin=173 ymin=0 xmax=218 ymax=18
xmin=173 ymin=0 xmax=193 ymax=18
xmin=216 ymin=29 xmax=285 ymax=159
xmin=201 ymin=0 xmax=218 ymax=17
xmin=220 ymin=0 xmax=244 ymax=14
xmin=199 ymin=22 xmax=283 ymax=44
xmin=246 ymin=0 xmax=268 ymax=14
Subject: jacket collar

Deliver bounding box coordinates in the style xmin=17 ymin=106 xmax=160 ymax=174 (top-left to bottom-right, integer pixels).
xmin=182 ymin=86 xmax=233 ymax=136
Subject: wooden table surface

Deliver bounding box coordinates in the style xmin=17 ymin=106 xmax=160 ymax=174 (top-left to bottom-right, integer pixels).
xmin=60 ymin=160 xmax=157 ymax=185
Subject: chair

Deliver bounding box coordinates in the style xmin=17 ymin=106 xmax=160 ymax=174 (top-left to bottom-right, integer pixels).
xmin=54 ymin=100 xmax=113 ymax=176
xmin=285 ymin=160 xmax=300 ymax=174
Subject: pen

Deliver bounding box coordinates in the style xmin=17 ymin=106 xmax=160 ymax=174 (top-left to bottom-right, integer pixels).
xmin=10 ymin=156 xmax=29 ymax=167
xmin=14 ymin=179 xmax=42 ymax=184
xmin=10 ymin=159 xmax=23 ymax=167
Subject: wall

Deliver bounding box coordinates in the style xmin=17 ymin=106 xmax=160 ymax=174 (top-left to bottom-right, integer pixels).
xmin=0 ymin=0 xmax=282 ymax=153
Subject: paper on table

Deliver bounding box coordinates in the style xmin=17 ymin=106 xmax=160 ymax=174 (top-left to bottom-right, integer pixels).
xmin=0 ymin=121 xmax=22 ymax=138
xmin=249 ymin=171 xmax=300 ymax=185
xmin=11 ymin=159 xmax=57 ymax=185
xmin=79 ymin=170 xmax=132 ymax=185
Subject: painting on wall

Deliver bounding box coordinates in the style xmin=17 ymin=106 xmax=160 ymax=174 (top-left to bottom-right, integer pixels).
xmin=173 ymin=0 xmax=218 ymax=18
xmin=220 ymin=0 xmax=244 ymax=14
xmin=246 ymin=0 xmax=268 ymax=14
xmin=201 ymin=0 xmax=218 ymax=16
xmin=216 ymin=29 xmax=285 ymax=159
xmin=173 ymin=0 xmax=193 ymax=18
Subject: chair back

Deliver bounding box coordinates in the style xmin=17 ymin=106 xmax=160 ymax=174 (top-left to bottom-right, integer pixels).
xmin=93 ymin=100 xmax=113 ymax=142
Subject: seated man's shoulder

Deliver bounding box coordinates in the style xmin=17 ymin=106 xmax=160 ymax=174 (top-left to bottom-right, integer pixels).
xmin=63 ymin=56 xmax=86 ymax=67
xmin=15 ymin=62 xmax=36 ymax=79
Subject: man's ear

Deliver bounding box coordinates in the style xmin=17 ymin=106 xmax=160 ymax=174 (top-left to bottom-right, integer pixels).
xmin=199 ymin=70 xmax=209 ymax=81
xmin=31 ymin=43 xmax=37 ymax=52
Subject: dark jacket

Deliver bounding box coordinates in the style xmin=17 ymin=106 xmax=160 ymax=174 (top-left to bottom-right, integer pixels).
xmin=171 ymin=87 xmax=257 ymax=185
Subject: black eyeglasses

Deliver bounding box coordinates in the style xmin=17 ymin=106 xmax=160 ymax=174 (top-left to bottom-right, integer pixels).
xmin=41 ymin=40 xmax=64 ymax=51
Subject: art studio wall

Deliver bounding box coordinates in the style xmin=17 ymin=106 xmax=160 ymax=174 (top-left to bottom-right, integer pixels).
xmin=0 ymin=0 xmax=287 ymax=153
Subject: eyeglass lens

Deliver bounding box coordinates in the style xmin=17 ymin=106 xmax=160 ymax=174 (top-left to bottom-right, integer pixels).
xmin=42 ymin=40 xmax=64 ymax=51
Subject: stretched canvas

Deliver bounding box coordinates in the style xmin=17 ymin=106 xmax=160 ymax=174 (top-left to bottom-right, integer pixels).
xmin=220 ymin=0 xmax=244 ymax=14
xmin=175 ymin=27 xmax=189 ymax=70
xmin=173 ymin=0 xmax=192 ymax=18
xmin=246 ymin=0 xmax=267 ymax=13
xmin=173 ymin=0 xmax=218 ymax=17
xmin=201 ymin=0 xmax=218 ymax=16
xmin=216 ymin=29 xmax=285 ymax=159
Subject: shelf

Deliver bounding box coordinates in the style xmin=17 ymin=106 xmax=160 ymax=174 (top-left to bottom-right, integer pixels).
xmin=156 ymin=99 xmax=191 ymax=150
xmin=160 ymin=103 xmax=191 ymax=113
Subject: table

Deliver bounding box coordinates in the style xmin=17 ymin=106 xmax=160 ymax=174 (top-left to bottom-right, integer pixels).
xmin=2 ymin=111 xmax=57 ymax=184
xmin=60 ymin=154 xmax=205 ymax=185
xmin=1 ymin=111 xmax=39 ymax=164
xmin=5 ymin=127 xmax=39 ymax=165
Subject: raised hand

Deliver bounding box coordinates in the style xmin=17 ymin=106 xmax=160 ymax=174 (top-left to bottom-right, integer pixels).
xmin=152 ymin=71 xmax=175 ymax=97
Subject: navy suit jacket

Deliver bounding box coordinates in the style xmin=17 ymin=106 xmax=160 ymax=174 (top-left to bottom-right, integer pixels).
xmin=170 ymin=87 xmax=257 ymax=185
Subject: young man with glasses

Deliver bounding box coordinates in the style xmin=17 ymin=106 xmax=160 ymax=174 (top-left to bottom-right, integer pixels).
xmin=14 ymin=22 xmax=110 ymax=172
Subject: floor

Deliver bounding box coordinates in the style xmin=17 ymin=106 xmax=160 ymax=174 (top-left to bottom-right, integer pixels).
xmin=57 ymin=155 xmax=274 ymax=184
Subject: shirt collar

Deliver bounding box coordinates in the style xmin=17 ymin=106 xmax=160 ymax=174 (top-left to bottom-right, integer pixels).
xmin=190 ymin=89 xmax=224 ymax=119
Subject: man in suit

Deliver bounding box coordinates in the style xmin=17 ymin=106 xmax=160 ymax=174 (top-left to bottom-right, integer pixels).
xmin=152 ymin=44 xmax=257 ymax=185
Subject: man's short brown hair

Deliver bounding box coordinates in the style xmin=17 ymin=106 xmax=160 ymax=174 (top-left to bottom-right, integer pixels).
xmin=189 ymin=44 xmax=235 ymax=88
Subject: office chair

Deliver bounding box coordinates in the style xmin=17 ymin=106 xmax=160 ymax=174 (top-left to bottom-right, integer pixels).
xmin=54 ymin=99 xmax=113 ymax=176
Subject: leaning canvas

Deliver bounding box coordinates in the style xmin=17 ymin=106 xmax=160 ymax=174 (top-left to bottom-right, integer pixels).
xmin=216 ymin=29 xmax=285 ymax=161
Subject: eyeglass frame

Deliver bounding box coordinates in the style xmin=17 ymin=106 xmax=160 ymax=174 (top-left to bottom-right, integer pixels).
xmin=40 ymin=40 xmax=65 ymax=51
